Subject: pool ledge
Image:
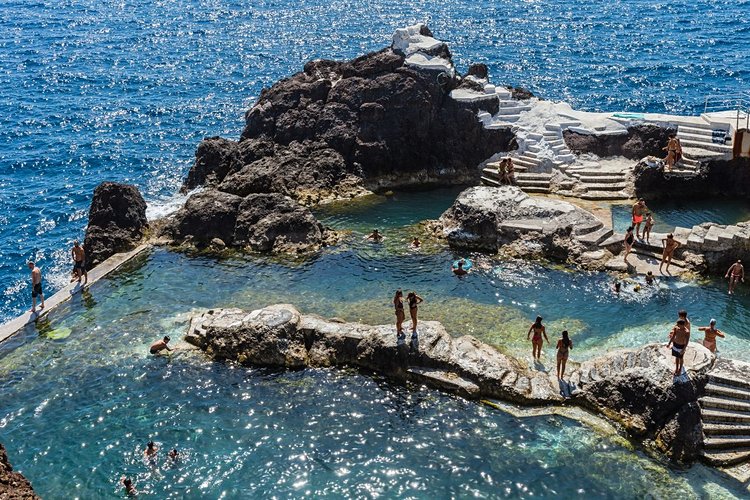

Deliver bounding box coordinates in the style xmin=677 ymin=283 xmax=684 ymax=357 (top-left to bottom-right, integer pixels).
xmin=0 ymin=244 xmax=151 ymax=345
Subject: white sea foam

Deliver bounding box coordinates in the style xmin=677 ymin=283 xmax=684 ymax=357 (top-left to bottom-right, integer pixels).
xmin=145 ymin=188 xmax=202 ymax=221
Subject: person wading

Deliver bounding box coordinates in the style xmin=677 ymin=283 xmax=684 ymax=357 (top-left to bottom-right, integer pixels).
xmin=698 ymin=319 xmax=725 ymax=353
xmin=725 ymin=260 xmax=744 ymax=295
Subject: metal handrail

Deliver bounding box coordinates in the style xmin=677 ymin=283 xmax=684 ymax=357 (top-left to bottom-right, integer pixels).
xmin=703 ymin=92 xmax=750 ymax=130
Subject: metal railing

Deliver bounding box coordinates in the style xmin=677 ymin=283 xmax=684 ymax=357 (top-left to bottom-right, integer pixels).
xmin=703 ymin=92 xmax=750 ymax=131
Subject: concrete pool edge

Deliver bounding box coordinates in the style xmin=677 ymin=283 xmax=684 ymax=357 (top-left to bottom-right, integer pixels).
xmin=0 ymin=244 xmax=151 ymax=345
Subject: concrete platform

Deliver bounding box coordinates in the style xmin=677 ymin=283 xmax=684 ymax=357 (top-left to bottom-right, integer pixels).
xmin=0 ymin=244 xmax=150 ymax=345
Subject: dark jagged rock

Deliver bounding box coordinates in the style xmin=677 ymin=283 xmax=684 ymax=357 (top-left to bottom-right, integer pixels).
xmin=83 ymin=182 xmax=148 ymax=267
xmin=168 ymin=190 xmax=333 ymax=253
xmin=181 ymin=27 xmax=515 ymax=204
xmin=465 ymin=63 xmax=488 ymax=80
xmin=634 ymin=157 xmax=750 ymax=200
xmin=506 ymin=86 xmax=536 ymax=101
xmin=0 ymin=443 xmax=39 ymax=499
xmin=564 ymin=124 xmax=675 ymax=159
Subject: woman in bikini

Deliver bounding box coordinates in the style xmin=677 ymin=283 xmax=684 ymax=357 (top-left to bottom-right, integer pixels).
xmin=406 ymin=291 xmax=424 ymax=335
xmin=664 ymin=134 xmax=680 ymax=171
xmin=556 ymin=330 xmax=573 ymax=380
xmin=698 ymin=319 xmax=725 ymax=353
xmin=725 ymin=260 xmax=744 ymax=295
xmin=526 ymin=315 xmax=549 ymax=361
xmin=623 ymin=226 xmax=635 ymax=265
xmin=393 ymin=289 xmax=405 ymax=336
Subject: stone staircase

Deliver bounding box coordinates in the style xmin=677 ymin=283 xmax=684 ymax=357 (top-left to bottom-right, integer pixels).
xmin=673 ymin=121 xmax=734 ymax=175
xmin=567 ymin=169 xmax=631 ymax=201
xmin=701 ymin=365 xmax=750 ymax=466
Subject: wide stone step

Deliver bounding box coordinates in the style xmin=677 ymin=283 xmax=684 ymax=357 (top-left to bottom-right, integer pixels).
xmin=497 ymin=106 xmax=529 ymax=115
xmin=700 ymin=396 xmax=750 ymax=413
xmin=518 ymin=186 xmax=550 ymax=194
xmin=578 ymin=175 xmax=627 ymax=183
xmin=678 ymin=131 xmax=731 ymax=145
xmin=575 ymin=227 xmax=612 ymax=245
xmin=703 ymin=423 xmax=750 ymax=436
xmin=702 ymin=449 xmax=750 ymax=466
xmin=679 ymin=138 xmax=732 ymax=154
xmin=544 ymin=123 xmax=562 ymax=132
xmin=702 ymin=408 xmax=750 ymax=424
xmin=516 ymin=179 xmax=551 ymax=188
xmin=480 ymin=176 xmax=502 ymax=187
xmin=516 ymin=155 xmax=541 ymax=165
xmin=494 ymin=114 xmax=521 ymax=123
xmin=516 ymin=173 xmax=552 ymax=180
xmin=573 ymin=220 xmax=604 ymax=236
xmin=704 ymin=436 xmax=750 ymax=451
xmin=499 ymin=219 xmax=545 ymax=233
xmin=582 ymin=183 xmax=629 ymax=192
xmin=573 ymin=170 xmax=626 ymax=177
xmin=579 ymin=191 xmax=632 ymax=201
xmin=710 ymin=373 xmax=750 ymax=392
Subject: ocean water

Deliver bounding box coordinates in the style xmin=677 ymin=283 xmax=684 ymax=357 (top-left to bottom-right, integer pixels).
xmin=2 ymin=0 xmax=750 ymax=322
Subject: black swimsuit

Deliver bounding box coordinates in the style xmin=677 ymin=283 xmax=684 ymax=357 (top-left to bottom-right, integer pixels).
xmin=626 ymin=233 xmax=634 ymax=245
xmin=409 ymin=297 xmax=419 ymax=310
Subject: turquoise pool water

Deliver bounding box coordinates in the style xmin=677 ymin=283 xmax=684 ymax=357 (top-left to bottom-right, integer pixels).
xmin=612 ymin=199 xmax=750 ymax=234
xmin=2 ymin=190 xmax=750 ymax=497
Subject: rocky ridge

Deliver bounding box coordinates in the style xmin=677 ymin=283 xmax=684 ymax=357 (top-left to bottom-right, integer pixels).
xmin=0 ymin=443 xmax=39 ymax=499
xmin=185 ymin=304 xmax=716 ymax=465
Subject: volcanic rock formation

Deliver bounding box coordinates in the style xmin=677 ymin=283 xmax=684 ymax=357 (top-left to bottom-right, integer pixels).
xmin=0 ymin=443 xmax=39 ymax=499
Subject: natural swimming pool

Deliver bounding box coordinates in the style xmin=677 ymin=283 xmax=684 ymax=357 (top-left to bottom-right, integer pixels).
xmin=1 ymin=190 xmax=749 ymax=497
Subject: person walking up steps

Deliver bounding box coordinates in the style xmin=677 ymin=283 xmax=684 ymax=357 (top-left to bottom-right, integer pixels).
xmin=556 ymin=330 xmax=573 ymax=380
xmin=725 ymin=260 xmax=744 ymax=295
xmin=526 ymin=316 xmax=549 ymax=362
xmin=27 ymin=261 xmax=45 ymax=313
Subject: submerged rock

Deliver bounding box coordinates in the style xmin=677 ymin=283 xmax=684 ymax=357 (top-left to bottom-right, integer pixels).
xmin=438 ymin=186 xmax=604 ymax=261
xmin=83 ymin=182 xmax=148 ymax=267
xmin=0 ymin=443 xmax=39 ymax=499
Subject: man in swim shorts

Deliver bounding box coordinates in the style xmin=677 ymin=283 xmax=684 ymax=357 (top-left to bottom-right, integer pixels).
xmin=667 ymin=319 xmax=690 ymax=376
xmin=150 ymin=336 xmax=173 ymax=355
xmin=698 ymin=319 xmax=725 ymax=353
xmin=660 ymin=233 xmax=681 ymax=274
xmin=631 ymin=199 xmax=648 ymax=239
xmin=71 ymin=240 xmax=87 ymax=285
xmin=27 ymin=261 xmax=44 ymax=313
xmin=725 ymin=260 xmax=744 ymax=295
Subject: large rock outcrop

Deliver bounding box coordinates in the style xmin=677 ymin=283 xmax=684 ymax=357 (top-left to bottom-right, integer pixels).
xmin=569 ymin=343 xmax=712 ymax=462
xmin=180 ymin=24 xmax=515 ymax=205
xmin=563 ymin=124 xmax=675 ymax=159
xmin=185 ymin=305 xmax=560 ymax=404
xmin=83 ymin=182 xmax=148 ymax=267
xmin=634 ymin=157 xmax=750 ymax=200
xmin=167 ymin=190 xmax=336 ymax=253
xmin=0 ymin=443 xmax=39 ymax=499
xmin=437 ymin=186 xmax=607 ymax=261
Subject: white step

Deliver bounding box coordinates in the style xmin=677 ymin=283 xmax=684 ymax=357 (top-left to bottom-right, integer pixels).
xmin=679 ymin=139 xmax=732 ymax=154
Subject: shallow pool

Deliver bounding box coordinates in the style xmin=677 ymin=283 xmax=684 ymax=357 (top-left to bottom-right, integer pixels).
xmin=2 ymin=190 xmax=749 ymax=497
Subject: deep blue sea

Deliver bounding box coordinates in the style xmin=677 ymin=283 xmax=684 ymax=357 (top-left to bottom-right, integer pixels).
xmin=2 ymin=0 xmax=750 ymax=322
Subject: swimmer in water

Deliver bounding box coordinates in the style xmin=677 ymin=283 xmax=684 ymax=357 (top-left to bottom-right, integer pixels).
xmin=144 ymin=440 xmax=158 ymax=458
xmin=121 ymin=477 xmax=137 ymax=496
xmin=364 ymin=229 xmax=384 ymax=242
xmin=725 ymin=260 xmax=744 ymax=295
xmin=645 ymin=271 xmax=655 ymax=285
xmin=149 ymin=336 xmax=173 ymax=355
xmin=613 ymin=281 xmax=621 ymax=294
xmin=452 ymin=259 xmax=468 ymax=276
xmin=410 ymin=237 xmax=421 ymax=249
xmin=168 ymin=448 xmax=179 ymax=460
xmin=698 ymin=319 xmax=725 ymax=353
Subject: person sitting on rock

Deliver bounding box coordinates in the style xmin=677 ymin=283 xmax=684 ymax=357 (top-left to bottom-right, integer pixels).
xmin=452 ymin=259 xmax=468 ymax=276
xmin=666 ymin=319 xmax=690 ymax=377
xmin=496 ymin=158 xmax=507 ymax=184
xmin=149 ymin=336 xmax=173 ymax=355
xmin=364 ymin=229 xmax=384 ymax=242
xmin=660 ymin=233 xmax=681 ymax=274
xmin=504 ymin=157 xmax=516 ymax=185
xmin=698 ymin=319 xmax=725 ymax=353
xmin=725 ymin=260 xmax=744 ymax=295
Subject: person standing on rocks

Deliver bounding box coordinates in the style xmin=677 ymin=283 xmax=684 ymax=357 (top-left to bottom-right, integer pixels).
xmin=623 ymin=226 xmax=635 ymax=265
xmin=27 ymin=261 xmax=44 ymax=313
xmin=527 ymin=316 xmax=549 ymax=362
xmin=631 ymin=199 xmax=648 ymax=239
xmin=643 ymin=212 xmax=654 ymax=244
xmin=660 ymin=233 xmax=681 ymax=274
xmin=663 ymin=134 xmax=680 ymax=171
xmin=555 ymin=330 xmax=573 ymax=380
xmin=725 ymin=260 xmax=744 ymax=295
xmin=71 ymin=240 xmax=87 ymax=285
xmin=407 ymin=291 xmax=423 ymax=335
xmin=393 ymin=289 xmax=405 ymax=337
xmin=666 ymin=318 xmax=690 ymax=376
xmin=698 ymin=319 xmax=725 ymax=353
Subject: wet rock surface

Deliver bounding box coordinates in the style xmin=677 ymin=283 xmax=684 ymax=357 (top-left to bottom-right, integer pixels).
xmin=83 ymin=182 xmax=148 ymax=267
xmin=564 ymin=124 xmax=675 ymax=159
xmin=0 ymin=443 xmax=39 ymax=499
xmin=437 ymin=186 xmax=604 ymax=261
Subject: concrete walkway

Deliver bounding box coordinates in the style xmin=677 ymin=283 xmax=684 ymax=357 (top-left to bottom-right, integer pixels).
xmin=0 ymin=244 xmax=150 ymax=345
